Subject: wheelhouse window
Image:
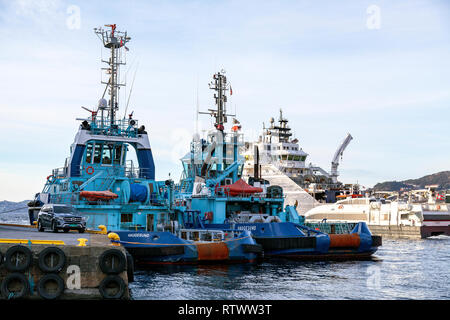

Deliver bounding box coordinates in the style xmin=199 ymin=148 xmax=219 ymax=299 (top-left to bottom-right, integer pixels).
xmin=121 ymin=214 xmax=133 ymax=223
xmin=93 ymin=144 xmax=102 ymax=164
xmin=113 ymin=145 xmax=122 ymax=165
xmin=85 ymin=143 xmax=93 ymax=164
xmin=102 ymin=144 xmax=113 ymax=165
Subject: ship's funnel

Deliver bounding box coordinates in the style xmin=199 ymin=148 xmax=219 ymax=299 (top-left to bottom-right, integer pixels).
xmin=254 ymin=145 xmax=260 ymax=180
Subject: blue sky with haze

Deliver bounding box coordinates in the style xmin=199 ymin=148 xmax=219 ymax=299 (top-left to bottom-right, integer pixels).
xmin=0 ymin=0 xmax=449 ymax=201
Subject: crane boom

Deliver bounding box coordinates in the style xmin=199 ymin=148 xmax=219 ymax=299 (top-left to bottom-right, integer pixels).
xmin=330 ymin=133 xmax=353 ymax=183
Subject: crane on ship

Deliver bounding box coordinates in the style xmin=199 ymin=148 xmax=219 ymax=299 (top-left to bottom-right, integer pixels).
xmin=330 ymin=133 xmax=353 ymax=183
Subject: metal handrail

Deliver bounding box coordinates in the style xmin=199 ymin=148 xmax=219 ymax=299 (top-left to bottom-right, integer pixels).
xmin=214 ymin=186 xmax=284 ymax=199
xmin=177 ymin=228 xmax=240 ymax=242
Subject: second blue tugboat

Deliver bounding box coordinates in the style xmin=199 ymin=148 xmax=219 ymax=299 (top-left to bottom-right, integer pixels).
xmin=174 ymin=71 xmax=382 ymax=261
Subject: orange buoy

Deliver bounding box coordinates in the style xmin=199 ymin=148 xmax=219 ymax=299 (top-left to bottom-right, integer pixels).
xmin=204 ymin=211 xmax=213 ymax=221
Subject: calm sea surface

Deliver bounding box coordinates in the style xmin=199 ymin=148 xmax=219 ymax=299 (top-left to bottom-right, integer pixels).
xmin=2 ymin=210 xmax=449 ymax=300
xmin=129 ymin=237 xmax=450 ymax=300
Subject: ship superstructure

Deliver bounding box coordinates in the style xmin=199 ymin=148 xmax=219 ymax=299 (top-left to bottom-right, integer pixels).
xmin=242 ymin=111 xmax=357 ymax=205
xmin=26 ymin=26 xmax=379 ymax=262
xmin=174 ymin=71 xmax=381 ymax=261
xmin=28 ymin=26 xmax=260 ymax=264
xmin=31 ymin=24 xmax=169 ymax=232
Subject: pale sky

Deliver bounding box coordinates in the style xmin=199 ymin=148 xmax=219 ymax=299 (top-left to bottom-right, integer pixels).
xmin=1 ymin=0 xmax=449 ymax=201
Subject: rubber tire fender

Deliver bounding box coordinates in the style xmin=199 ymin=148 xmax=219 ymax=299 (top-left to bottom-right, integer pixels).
xmin=125 ymin=251 xmax=134 ymax=283
xmin=0 ymin=251 xmax=3 ymax=266
xmin=37 ymin=274 xmax=65 ymax=300
xmin=1 ymin=273 xmax=30 ymax=299
xmin=98 ymin=275 xmax=126 ymax=299
xmin=99 ymin=249 xmax=126 ymax=274
xmin=38 ymin=247 xmax=67 ymax=273
xmin=4 ymin=245 xmax=33 ymax=272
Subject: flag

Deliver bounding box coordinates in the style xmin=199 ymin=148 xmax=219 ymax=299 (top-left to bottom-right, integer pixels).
xmin=230 ymin=86 xmax=232 ymax=95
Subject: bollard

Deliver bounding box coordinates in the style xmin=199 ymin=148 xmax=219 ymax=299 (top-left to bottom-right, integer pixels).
xmin=77 ymin=238 xmax=88 ymax=247
xmin=97 ymin=225 xmax=107 ymax=235
xmin=107 ymin=233 xmax=120 ymax=246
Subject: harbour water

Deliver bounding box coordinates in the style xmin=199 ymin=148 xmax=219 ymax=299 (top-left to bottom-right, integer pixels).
xmin=130 ymin=238 xmax=449 ymax=300
xmin=2 ymin=210 xmax=449 ymax=300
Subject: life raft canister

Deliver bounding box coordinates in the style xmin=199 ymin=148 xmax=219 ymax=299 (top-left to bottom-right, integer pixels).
xmin=86 ymin=166 xmax=94 ymax=175
xmin=204 ymin=211 xmax=213 ymax=221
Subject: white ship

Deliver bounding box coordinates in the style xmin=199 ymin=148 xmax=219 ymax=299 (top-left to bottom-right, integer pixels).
xmin=241 ymin=109 xmax=357 ymax=214
xmin=304 ymin=187 xmax=450 ymax=238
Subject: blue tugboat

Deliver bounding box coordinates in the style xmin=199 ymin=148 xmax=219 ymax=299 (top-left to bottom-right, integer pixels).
xmin=174 ymin=71 xmax=381 ymax=260
xmin=28 ymin=25 xmax=260 ymax=265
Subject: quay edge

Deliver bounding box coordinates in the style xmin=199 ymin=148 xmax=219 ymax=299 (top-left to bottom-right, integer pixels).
xmin=0 ymin=230 xmax=131 ymax=300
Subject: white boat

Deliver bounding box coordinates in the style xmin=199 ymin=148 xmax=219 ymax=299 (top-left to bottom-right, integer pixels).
xmin=304 ymin=189 xmax=450 ymax=238
xmin=305 ymin=197 xmax=423 ymax=226
xmin=241 ymin=109 xmax=360 ymax=211
xmin=416 ymin=186 xmax=450 ymax=238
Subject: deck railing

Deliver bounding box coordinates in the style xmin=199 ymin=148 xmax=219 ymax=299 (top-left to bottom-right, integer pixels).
xmin=177 ymin=228 xmax=240 ymax=242
xmin=87 ymin=118 xmax=140 ymax=137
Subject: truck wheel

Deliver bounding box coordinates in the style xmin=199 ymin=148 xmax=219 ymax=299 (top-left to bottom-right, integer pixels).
xmin=52 ymin=221 xmax=58 ymax=233
xmin=38 ymin=219 xmax=44 ymax=232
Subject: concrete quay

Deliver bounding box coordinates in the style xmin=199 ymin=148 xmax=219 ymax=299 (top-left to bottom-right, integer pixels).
xmin=0 ymin=224 xmax=131 ymax=300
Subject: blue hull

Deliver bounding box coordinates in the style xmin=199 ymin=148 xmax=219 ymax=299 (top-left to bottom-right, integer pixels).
xmin=184 ymin=222 xmax=380 ymax=261
xmin=112 ymin=230 xmax=261 ymax=264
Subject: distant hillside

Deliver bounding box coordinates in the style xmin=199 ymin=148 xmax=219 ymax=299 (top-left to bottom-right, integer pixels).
xmin=0 ymin=200 xmax=30 ymax=214
xmin=372 ymin=171 xmax=450 ymax=191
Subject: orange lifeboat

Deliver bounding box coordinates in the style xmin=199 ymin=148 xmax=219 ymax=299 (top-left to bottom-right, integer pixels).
xmin=80 ymin=190 xmax=118 ymax=201
xmin=221 ymin=179 xmax=263 ymax=196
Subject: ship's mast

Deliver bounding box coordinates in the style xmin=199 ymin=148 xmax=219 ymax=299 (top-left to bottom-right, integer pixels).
xmin=94 ymin=24 xmax=130 ymax=127
xmin=199 ymin=70 xmax=234 ymax=132
xmin=196 ymin=70 xmax=237 ymax=175
xmin=273 ymin=108 xmax=292 ymax=143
